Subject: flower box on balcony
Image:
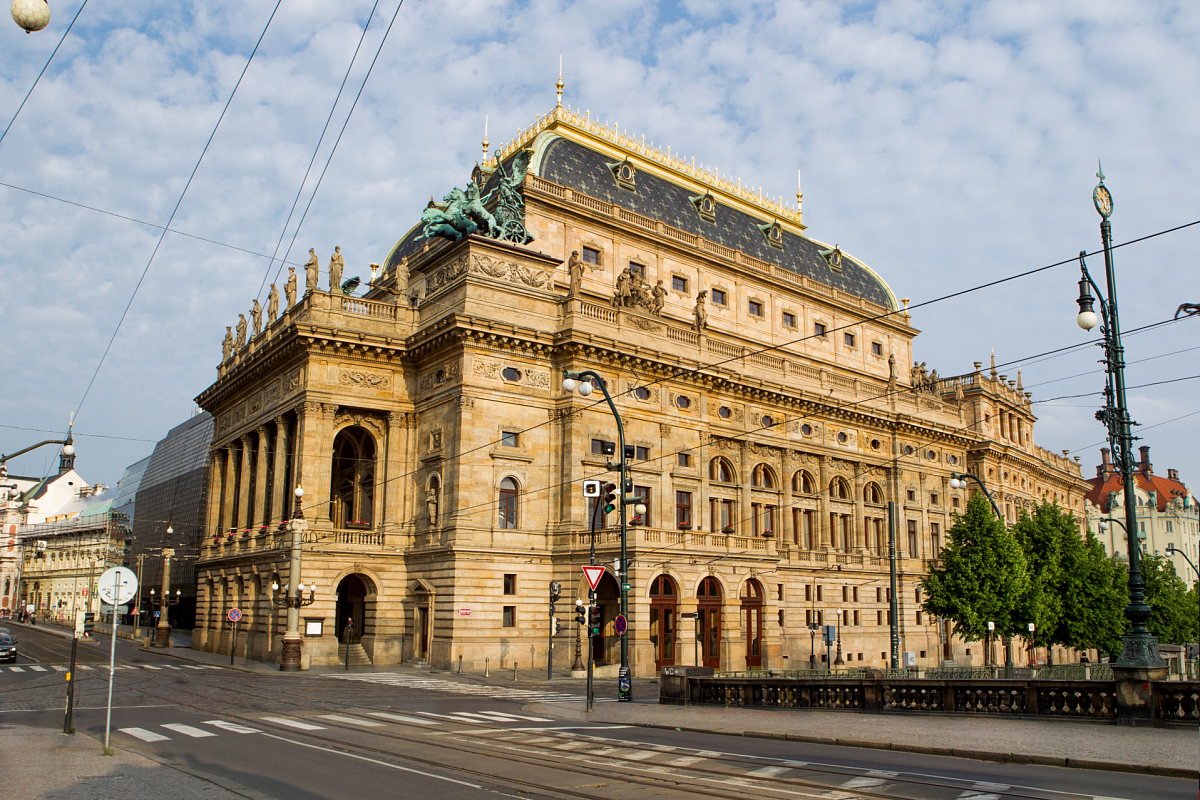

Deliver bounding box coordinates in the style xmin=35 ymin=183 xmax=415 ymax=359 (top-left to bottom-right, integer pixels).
xmin=344 ymin=521 xmax=371 ymax=531
xmin=722 ymin=526 xmax=735 ymax=534
xmin=762 ymin=530 xmax=774 ymax=538
xmin=677 ymin=524 xmax=692 ymax=531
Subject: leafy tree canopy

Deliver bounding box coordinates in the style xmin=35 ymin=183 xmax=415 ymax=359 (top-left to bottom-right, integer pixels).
xmin=1140 ymin=554 xmax=1200 ymax=645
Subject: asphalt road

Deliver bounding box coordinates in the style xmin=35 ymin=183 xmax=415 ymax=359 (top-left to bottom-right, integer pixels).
xmin=0 ymin=632 xmax=1192 ymax=800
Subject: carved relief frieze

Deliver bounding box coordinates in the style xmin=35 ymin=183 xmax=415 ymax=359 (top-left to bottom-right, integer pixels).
xmin=473 ymin=359 xmax=501 ymax=379
xmin=456 ymin=396 xmax=475 ymax=411
xmin=525 ymin=370 xmax=550 ymax=389
xmin=233 ymin=402 xmax=246 ymax=424
xmin=263 ymin=382 xmax=280 ymax=408
xmin=627 ymin=316 xmax=663 ymax=334
xmin=334 ymin=410 xmax=385 ymax=439
xmin=247 ymin=392 xmax=262 ymax=417
xmin=470 ymin=254 xmax=550 ymax=288
xmin=418 ymin=361 xmax=460 ymax=390
xmin=830 ymin=459 xmax=854 ymax=472
xmin=284 ymin=369 xmax=302 ymax=393
xmin=429 ymin=426 xmax=444 ymax=453
xmin=424 ymin=255 xmax=470 ymax=294
xmin=659 ymin=423 xmax=671 ymax=437
xmin=339 ymin=366 xmax=393 ymax=390
xmin=790 ymin=451 xmax=818 ymax=465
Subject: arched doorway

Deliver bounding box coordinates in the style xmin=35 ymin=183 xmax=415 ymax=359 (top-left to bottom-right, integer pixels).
xmin=593 ymin=572 xmax=620 ymax=664
xmin=335 ymin=574 xmax=368 ymax=643
xmin=330 ymin=427 xmax=376 ymax=529
xmin=649 ymin=575 xmax=677 ymax=671
xmin=741 ymin=579 xmax=764 ymax=669
xmin=696 ymin=576 xmax=722 ymax=669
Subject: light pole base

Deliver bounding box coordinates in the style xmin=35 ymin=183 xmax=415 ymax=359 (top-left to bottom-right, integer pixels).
xmin=279 ymin=635 xmax=303 ymax=672
xmin=1114 ymin=632 xmax=1167 ymax=670
xmin=154 ymin=624 xmax=170 ymax=649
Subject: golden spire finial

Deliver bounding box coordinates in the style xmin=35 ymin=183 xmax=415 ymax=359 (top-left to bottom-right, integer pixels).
xmin=556 ymin=54 xmax=564 ymax=107
xmin=481 ymin=114 xmax=489 ymax=164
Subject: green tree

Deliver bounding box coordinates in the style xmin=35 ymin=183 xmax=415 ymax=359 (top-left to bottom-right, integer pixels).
xmin=1140 ymin=554 xmax=1200 ymax=645
xmin=921 ymin=493 xmax=1030 ymax=645
xmin=1011 ymin=502 xmax=1068 ymax=655
xmin=1055 ymin=529 xmax=1127 ymax=656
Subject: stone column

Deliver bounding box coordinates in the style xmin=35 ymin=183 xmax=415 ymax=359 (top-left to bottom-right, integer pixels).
xmin=853 ymin=468 xmax=867 ymax=552
xmin=253 ymin=426 xmax=269 ymax=530
xmin=221 ymin=442 xmax=238 ymax=533
xmin=818 ymin=456 xmax=832 ymax=549
xmin=237 ymin=435 xmax=253 ymax=531
xmin=385 ymin=412 xmax=405 ymax=533
xmin=402 ymin=413 xmax=419 ymax=528
xmin=781 ymin=453 xmax=794 ymax=548
xmin=738 ymin=443 xmax=751 ymax=535
xmin=271 ymin=415 xmax=289 ymax=525
xmin=206 ymin=450 xmax=224 ymax=539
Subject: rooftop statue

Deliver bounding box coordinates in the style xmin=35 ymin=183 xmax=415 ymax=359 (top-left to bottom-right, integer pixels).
xmin=304 ymin=248 xmax=319 ymax=293
xmin=222 ymin=327 xmax=234 ymax=363
xmin=267 ymin=284 xmax=279 ymax=323
xmin=329 ymin=247 xmax=345 ymax=291
xmin=417 ymin=150 xmax=534 ymax=245
xmin=285 ymin=267 xmax=298 ymax=308
xmin=235 ymin=314 xmax=247 ymax=350
xmin=251 ymin=299 xmax=263 ymax=336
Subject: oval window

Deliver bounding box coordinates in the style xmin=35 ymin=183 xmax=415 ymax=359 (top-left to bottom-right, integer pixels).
xmin=634 ymin=386 xmax=651 ymax=401
xmin=871 ymin=439 xmax=881 ymax=451
xmin=801 ymin=424 xmax=812 ymax=436
xmin=837 ymin=432 xmax=848 ymax=444
xmin=904 ymin=445 xmax=915 ymax=456
xmin=502 ymin=367 xmax=522 ymax=382
xmin=676 ymin=395 xmax=691 ymax=409
xmin=949 ymin=454 xmax=959 ymax=465
xmin=718 ymin=406 xmax=732 ymax=419
xmin=761 ymin=415 xmax=774 ymax=428
xmin=927 ymin=450 xmax=938 ymax=460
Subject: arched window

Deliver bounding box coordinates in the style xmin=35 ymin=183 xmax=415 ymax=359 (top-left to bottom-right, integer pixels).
xmin=792 ymin=471 xmax=815 ymax=494
xmin=697 ymin=576 xmax=722 ymax=599
xmin=330 ymin=426 xmax=376 ymax=529
xmin=831 ymin=477 xmax=849 ymax=500
xmin=751 ymin=464 xmax=776 ymax=489
xmin=741 ymin=579 xmax=763 ymax=600
xmin=709 ymin=457 xmax=735 ymax=483
xmin=498 ymin=477 xmax=518 ymax=529
xmin=864 ymin=482 xmax=883 ymax=504
xmin=650 ymin=575 xmax=677 ymax=596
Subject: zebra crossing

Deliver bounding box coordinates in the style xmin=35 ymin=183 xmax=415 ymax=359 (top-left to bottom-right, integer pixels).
xmin=322 ymin=672 xmax=612 ymax=702
xmin=3 ymin=663 xmax=221 ymax=673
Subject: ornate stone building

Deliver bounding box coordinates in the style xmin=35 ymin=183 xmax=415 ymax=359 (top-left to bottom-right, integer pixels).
xmin=193 ymin=102 xmax=1088 ymax=672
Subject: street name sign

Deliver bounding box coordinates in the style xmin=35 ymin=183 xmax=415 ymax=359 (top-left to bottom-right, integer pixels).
xmin=582 ymin=565 xmax=605 ymax=592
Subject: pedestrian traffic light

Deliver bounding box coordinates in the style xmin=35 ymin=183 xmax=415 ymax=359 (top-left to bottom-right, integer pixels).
xmin=574 ymin=599 xmax=586 ymax=626
xmin=602 ymin=483 xmax=617 ymax=514
xmin=549 ymin=581 xmax=561 ymax=616
xmin=588 ymin=606 xmax=601 ymax=637
xmin=553 ymin=618 xmax=562 ymax=636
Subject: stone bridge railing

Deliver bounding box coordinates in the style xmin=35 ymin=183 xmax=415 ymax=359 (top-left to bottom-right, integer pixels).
xmin=660 ymin=667 xmax=1198 ymax=727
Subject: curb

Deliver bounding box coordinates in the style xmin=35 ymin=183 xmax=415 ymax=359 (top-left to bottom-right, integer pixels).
xmin=633 ymin=723 xmax=1198 ymax=779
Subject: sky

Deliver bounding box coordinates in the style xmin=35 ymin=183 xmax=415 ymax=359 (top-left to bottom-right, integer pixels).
xmin=0 ymin=0 xmax=1197 ymax=497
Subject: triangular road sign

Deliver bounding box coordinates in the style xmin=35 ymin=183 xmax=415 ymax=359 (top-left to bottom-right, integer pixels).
xmin=582 ymin=565 xmax=606 ymax=592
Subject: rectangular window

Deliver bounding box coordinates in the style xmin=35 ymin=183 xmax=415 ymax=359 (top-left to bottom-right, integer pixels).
xmin=930 ymin=522 xmax=940 ymax=556
xmin=782 ymin=311 xmax=796 ymax=328
xmin=711 ymin=288 xmax=727 ymax=306
xmin=952 ymin=496 xmax=960 ymax=509
xmin=806 ymin=609 xmax=813 ymax=625
xmin=778 ymin=609 xmax=785 ymax=627
xmin=675 ymin=491 xmax=692 ymax=527
xmin=916 ymin=611 xmax=924 ymax=625
xmin=501 ymin=431 xmax=519 ymax=447
xmin=582 ymin=246 xmax=600 ymax=265
xmin=502 ymin=606 xmax=516 ymax=627
xmin=877 ymin=610 xmax=884 ymax=626
xmin=591 ymin=438 xmax=607 ymax=455
xmin=906 ymin=489 xmax=916 ymax=502
xmin=816 ymin=585 xmax=823 ymax=602
xmin=814 ymin=322 xmax=827 ymax=337
xmin=817 ymin=610 xmax=824 ymax=625
xmin=1166 ymin=521 xmax=1173 ymax=533
xmin=776 ymin=584 xmax=784 ymax=601
xmin=852 ymin=586 xmax=859 ymax=603
xmin=748 ymin=299 xmax=763 ymax=316
xmin=629 ymin=261 xmax=646 ymax=280
xmin=718 ymin=499 xmax=735 ymax=531
xmin=930 ymin=492 xmax=939 ymax=506
xmin=672 ymin=275 xmax=688 ymax=292
xmin=503 ymin=574 xmax=516 ymax=595
xmin=844 ymin=332 xmax=855 ymax=347
xmin=908 ymin=520 xmax=918 ymax=557
xmin=842 ymin=585 xmax=849 ymax=602
xmin=854 ymin=610 xmax=860 ymax=626
xmin=876 ymin=587 xmax=882 ymax=603
xmin=677 ymin=452 xmax=692 ymax=467
xmin=587 ymin=496 xmax=608 ymax=528
xmin=872 ymin=342 xmax=884 ymax=357
xmin=635 ymin=446 xmax=650 ymax=460
xmin=805 ymin=584 xmax=812 ymax=602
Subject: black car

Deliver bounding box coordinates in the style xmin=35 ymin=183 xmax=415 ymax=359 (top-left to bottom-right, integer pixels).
xmin=0 ymin=632 xmax=16 ymax=663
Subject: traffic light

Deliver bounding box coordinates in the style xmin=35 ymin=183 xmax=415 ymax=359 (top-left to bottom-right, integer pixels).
xmin=553 ymin=618 xmax=562 ymax=636
xmin=597 ymin=440 xmax=616 ymax=456
xmin=574 ymin=599 xmax=586 ymax=626
xmin=602 ymin=483 xmax=617 ymax=514
xmin=549 ymin=581 xmax=561 ymax=617
xmin=588 ymin=606 xmax=601 ymax=637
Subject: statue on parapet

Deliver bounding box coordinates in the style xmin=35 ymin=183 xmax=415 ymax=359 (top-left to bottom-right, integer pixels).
xmin=651 ymin=279 xmax=667 ymax=316
xmin=329 ymin=246 xmax=345 ymax=291
xmin=612 ymin=267 xmax=631 ymax=308
xmin=303 ymin=248 xmax=319 ymax=293
xmin=251 ymin=299 xmax=263 ymax=337
xmin=235 ymin=314 xmax=247 ymax=350
xmin=567 ymin=251 xmax=585 ymax=297
xmin=693 ymin=290 xmax=709 ymax=334
xmin=267 ymin=284 xmax=279 ymax=324
xmin=416 ymin=150 xmax=533 ymax=245
xmin=222 ymin=327 xmax=234 ymax=363
xmin=285 ymin=267 xmax=298 ymax=308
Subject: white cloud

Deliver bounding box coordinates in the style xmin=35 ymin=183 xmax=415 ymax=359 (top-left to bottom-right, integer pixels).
xmin=0 ymin=0 xmax=1196 ymax=490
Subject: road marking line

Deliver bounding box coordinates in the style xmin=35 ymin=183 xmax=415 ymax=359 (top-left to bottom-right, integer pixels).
xmin=319 ymin=714 xmax=385 ymax=727
xmin=29 ymin=665 xmax=48 ymax=672
xmin=183 ymin=665 xmax=205 ymax=669
xmin=618 ymin=750 xmax=656 ymax=761
xmin=445 ymin=712 xmax=504 ymax=721
xmin=668 ymin=756 xmax=704 ymax=766
xmin=52 ymin=666 xmax=67 ymax=671
xmin=552 ymin=741 xmax=585 ymax=749
xmin=750 ymin=766 xmax=791 ymax=777
xmin=162 ymin=665 xmax=181 ymax=670
xmin=957 ymin=794 xmax=1002 ymax=800
xmin=843 ymin=777 xmax=888 ymax=789
xmin=261 ymin=717 xmax=326 ymax=731
xmin=366 ymin=712 xmax=440 ymax=725
xmin=973 ymin=784 xmax=1011 ymax=792
xmin=140 ymin=665 xmax=162 ymax=670
xmin=202 ymin=720 xmax=261 ymax=734
xmin=77 ymin=665 xmax=94 ymax=670
xmin=261 ymin=732 xmax=484 ymax=790
xmin=781 ymin=760 xmax=809 ymax=767
xmin=8 ymin=666 xmax=25 ymax=672
xmin=472 ymin=711 xmax=553 ymax=722
xmin=161 ymin=723 xmax=217 ymax=738
xmin=119 ymin=727 xmax=171 ymax=742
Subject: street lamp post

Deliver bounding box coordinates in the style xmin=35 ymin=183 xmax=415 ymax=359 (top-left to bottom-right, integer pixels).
xmin=949 ymin=472 xmax=1002 ymax=521
xmin=563 ymin=371 xmax=633 ymax=701
xmin=1165 ymin=544 xmax=1198 ymax=583
xmin=833 ymin=609 xmax=845 ymax=666
xmin=1074 ymin=167 xmax=1166 ymax=673
xmin=278 ymin=487 xmax=315 ymax=671
xmin=153 ymin=527 xmax=178 ymax=648
xmin=1028 ymin=622 xmax=1036 ymax=670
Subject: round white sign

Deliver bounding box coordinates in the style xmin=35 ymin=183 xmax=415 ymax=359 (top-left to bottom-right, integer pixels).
xmin=98 ymin=566 xmax=138 ymax=605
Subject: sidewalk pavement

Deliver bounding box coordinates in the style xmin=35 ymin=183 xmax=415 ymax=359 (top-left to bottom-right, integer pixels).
xmin=9 ymin=619 xmax=193 ymax=649
xmin=525 ymin=696 xmax=1199 ymax=779
xmin=0 ymin=723 xmax=266 ymax=799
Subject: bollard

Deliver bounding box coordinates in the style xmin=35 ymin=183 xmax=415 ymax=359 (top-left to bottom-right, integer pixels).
xmin=484 ymin=657 xmax=489 ymax=677
xmin=514 ymin=662 xmax=518 ymax=681
xmin=458 ymin=654 xmax=463 ymax=674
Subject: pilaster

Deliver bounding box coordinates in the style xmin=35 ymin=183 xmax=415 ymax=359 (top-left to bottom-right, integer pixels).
xmin=254 ymin=426 xmax=269 ymax=528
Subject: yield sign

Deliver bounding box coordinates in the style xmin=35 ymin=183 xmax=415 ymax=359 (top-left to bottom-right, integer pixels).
xmin=582 ymin=565 xmax=606 ymax=592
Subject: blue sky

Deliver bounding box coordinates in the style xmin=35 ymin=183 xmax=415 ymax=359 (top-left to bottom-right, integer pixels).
xmin=1 ymin=0 xmax=1197 ymax=495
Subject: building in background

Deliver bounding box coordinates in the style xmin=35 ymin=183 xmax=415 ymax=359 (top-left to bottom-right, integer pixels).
xmin=127 ymin=411 xmax=214 ymax=631
xmin=1084 ymin=446 xmax=1199 ymax=583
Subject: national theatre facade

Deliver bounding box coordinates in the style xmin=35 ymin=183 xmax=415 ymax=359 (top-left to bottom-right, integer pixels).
xmin=192 ymin=100 xmax=1089 ymax=672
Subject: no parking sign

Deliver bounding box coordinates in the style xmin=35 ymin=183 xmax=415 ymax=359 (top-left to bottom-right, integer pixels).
xmin=227 ymin=608 xmax=242 ymax=623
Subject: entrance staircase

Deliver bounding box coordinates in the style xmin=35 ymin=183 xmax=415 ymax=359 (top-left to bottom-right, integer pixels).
xmin=337 ymin=641 xmax=373 ymax=667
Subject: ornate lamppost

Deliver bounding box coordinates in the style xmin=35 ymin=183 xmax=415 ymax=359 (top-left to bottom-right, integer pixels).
xmin=1074 ymin=166 xmax=1165 ymax=674
xmin=277 ymin=487 xmax=315 ymax=671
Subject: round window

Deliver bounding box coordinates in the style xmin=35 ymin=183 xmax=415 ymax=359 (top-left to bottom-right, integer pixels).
xmin=904 ymin=445 xmax=915 ymax=456
xmin=703 ymin=197 xmax=713 ymax=211
xmin=634 ymin=386 xmax=651 ymax=400
xmin=801 ymin=424 xmax=812 ymax=436
xmin=621 ymin=165 xmax=633 ymax=179
xmin=927 ymin=450 xmax=937 ymax=460
xmin=871 ymin=439 xmax=881 ymax=450
xmin=837 ymin=432 xmax=848 ymax=444
xmin=676 ymin=395 xmax=691 ymax=409
xmin=502 ymin=367 xmax=522 ymax=382
xmin=949 ymin=454 xmax=959 ymax=465
xmin=761 ymin=415 xmax=774 ymax=428
xmin=718 ymin=406 xmax=732 ymax=419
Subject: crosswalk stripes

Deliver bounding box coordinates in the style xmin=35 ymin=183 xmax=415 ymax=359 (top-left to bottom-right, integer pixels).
xmin=3 ymin=663 xmax=222 ymax=673
xmin=323 ymin=672 xmax=614 ymax=703
xmin=161 ymin=723 xmax=216 ymax=738
xmin=261 ymin=717 xmax=326 ymax=731
xmin=366 ymin=711 xmax=438 ymax=725
xmin=319 ymin=714 xmax=385 ymax=727
xmin=119 ymin=727 xmax=171 ymax=742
